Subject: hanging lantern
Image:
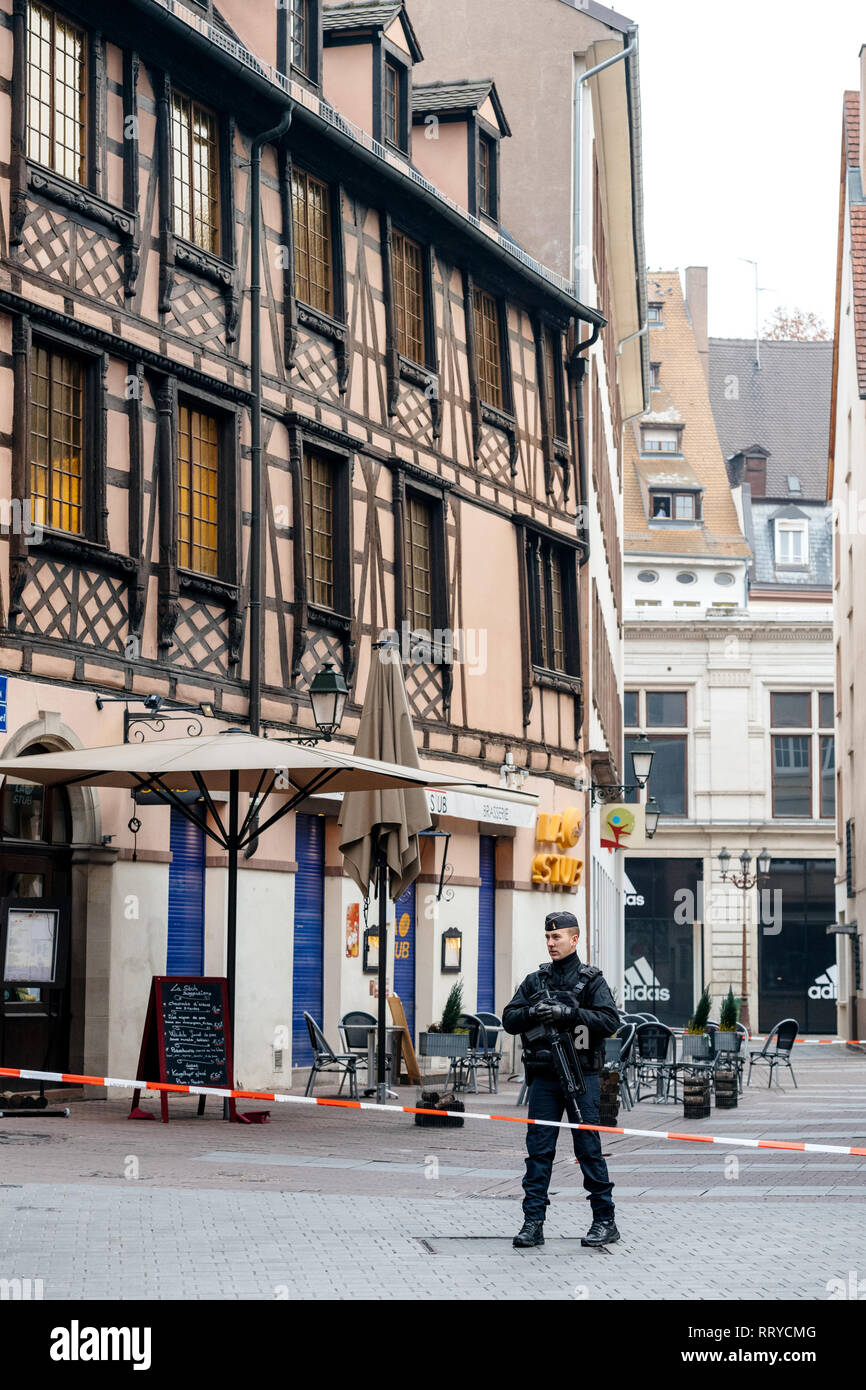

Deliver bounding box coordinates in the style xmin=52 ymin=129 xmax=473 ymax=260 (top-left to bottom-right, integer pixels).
xmin=363 ymin=927 xmax=379 ymax=974
xmin=441 ymin=927 xmax=463 ymax=973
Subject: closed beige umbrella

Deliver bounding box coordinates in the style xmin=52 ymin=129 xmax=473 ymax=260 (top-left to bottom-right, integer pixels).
xmin=339 ymin=645 xmax=431 ymax=901
xmin=339 ymin=645 xmax=432 ymax=1099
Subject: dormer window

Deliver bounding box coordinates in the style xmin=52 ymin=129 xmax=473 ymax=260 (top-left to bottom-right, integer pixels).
xmin=647 ymin=304 xmax=664 ymax=325
xmin=291 ymin=0 xmax=311 ymax=73
xmin=775 ymin=519 xmax=808 ymax=567
xmin=379 ymin=54 xmax=409 ymax=152
xmin=384 ymin=60 xmax=400 ymax=144
xmin=478 ymin=133 xmax=495 ymax=218
xmin=650 ymin=490 xmax=701 ymax=522
xmin=411 ymin=78 xmax=510 ymax=220
xmin=745 ymin=453 xmax=767 ymax=497
xmin=650 ymin=362 xmax=661 ymax=390
xmin=281 ymin=0 xmax=320 ymax=84
xmin=641 ymin=428 xmax=680 ymax=454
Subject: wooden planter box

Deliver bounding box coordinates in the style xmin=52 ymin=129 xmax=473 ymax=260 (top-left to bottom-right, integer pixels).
xmin=418 ymin=1032 xmax=469 ymax=1058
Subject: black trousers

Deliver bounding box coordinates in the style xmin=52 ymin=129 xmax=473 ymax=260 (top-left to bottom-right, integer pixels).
xmin=522 ymin=1070 xmax=615 ymax=1223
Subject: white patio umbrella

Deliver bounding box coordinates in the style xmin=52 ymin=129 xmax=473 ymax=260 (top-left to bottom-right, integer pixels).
xmin=0 ymin=729 xmax=468 ymax=1105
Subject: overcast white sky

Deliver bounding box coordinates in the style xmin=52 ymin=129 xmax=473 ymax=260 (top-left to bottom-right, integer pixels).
xmin=621 ymin=0 xmax=864 ymax=339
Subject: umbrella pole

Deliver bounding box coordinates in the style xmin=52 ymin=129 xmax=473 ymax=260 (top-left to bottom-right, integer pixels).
xmin=224 ymin=770 xmax=239 ymax=1121
xmin=376 ymin=846 xmax=388 ymax=1105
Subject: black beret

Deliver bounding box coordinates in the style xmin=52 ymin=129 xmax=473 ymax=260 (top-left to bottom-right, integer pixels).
xmin=544 ymin=911 xmax=579 ymax=933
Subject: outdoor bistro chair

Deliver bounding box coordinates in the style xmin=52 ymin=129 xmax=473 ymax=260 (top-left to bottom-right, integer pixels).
xmin=474 ymin=1012 xmax=504 ymax=1093
xmin=303 ymin=1012 xmax=361 ymax=1100
xmin=748 ymin=1018 xmax=799 ymax=1089
xmin=633 ymin=1022 xmax=678 ymax=1103
xmin=713 ymin=1029 xmax=744 ymax=1091
xmin=604 ymin=1022 xmax=636 ymax=1110
xmin=454 ymin=1013 xmax=501 ymax=1093
xmin=670 ymin=1030 xmax=715 ymax=1101
xmin=338 ymin=1009 xmax=378 ymax=1086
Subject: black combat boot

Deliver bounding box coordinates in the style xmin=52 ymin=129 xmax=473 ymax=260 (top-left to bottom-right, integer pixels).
xmin=513 ymin=1218 xmax=545 ymax=1248
xmin=581 ymin=1218 xmax=620 ymax=1247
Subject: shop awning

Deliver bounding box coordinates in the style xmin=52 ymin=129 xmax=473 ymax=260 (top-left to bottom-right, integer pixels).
xmin=311 ymin=782 xmax=538 ymax=829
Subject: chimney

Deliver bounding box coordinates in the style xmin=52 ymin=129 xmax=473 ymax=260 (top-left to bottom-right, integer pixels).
xmin=685 ymin=266 xmax=709 ymax=385
xmin=860 ymin=45 xmax=866 ymax=174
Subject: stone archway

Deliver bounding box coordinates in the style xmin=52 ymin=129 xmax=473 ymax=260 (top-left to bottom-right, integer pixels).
xmin=1 ymin=713 xmax=111 ymax=1076
xmin=1 ymin=712 xmax=102 ymax=845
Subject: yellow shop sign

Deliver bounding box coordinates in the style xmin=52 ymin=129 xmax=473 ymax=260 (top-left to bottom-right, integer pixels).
xmin=532 ymin=807 xmax=584 ymax=889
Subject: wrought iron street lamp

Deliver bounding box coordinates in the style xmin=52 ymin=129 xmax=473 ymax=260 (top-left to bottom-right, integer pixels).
xmin=308 ymin=661 xmax=348 ymax=739
xmin=719 ymin=846 xmax=772 ymax=1031
xmin=575 ymin=734 xmax=657 ymax=806
xmin=644 ymin=797 xmax=661 ymax=840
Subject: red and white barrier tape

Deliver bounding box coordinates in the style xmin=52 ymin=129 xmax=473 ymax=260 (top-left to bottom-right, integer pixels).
xmin=2 ymin=1066 xmax=865 ymax=1158
xmin=755 ymin=1038 xmax=865 ymax=1045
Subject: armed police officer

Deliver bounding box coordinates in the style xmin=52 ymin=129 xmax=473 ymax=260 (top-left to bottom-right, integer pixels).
xmin=503 ymin=911 xmax=620 ymax=1249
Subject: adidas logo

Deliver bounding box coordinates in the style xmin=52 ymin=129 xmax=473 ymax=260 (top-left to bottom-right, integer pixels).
xmin=808 ymin=963 xmax=838 ymax=1000
xmin=624 ymin=956 xmax=670 ymax=1002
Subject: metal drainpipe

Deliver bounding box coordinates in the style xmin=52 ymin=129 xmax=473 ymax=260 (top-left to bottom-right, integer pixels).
xmin=249 ymin=108 xmax=293 ymax=738
xmin=573 ymin=34 xmax=637 ymax=299
xmin=568 ymin=320 xmax=601 ymax=569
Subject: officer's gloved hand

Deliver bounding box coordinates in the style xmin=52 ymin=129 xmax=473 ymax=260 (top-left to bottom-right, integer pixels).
xmin=531 ymin=1002 xmax=573 ymax=1025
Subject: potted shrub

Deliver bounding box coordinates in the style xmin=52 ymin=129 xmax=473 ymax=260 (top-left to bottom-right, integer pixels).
xmin=418 ymin=980 xmax=470 ymax=1060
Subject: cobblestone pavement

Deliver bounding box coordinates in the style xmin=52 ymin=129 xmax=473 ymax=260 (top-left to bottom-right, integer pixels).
xmin=0 ymin=1045 xmax=863 ymax=1299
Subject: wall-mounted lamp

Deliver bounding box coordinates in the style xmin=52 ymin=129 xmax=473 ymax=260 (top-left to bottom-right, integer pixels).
xmin=644 ymin=797 xmax=661 ymax=840
xmin=363 ymin=927 xmax=380 ymax=974
xmin=499 ymin=750 xmax=529 ymax=791
xmin=418 ymin=828 xmax=453 ymax=902
xmin=441 ymin=927 xmax=463 ymax=973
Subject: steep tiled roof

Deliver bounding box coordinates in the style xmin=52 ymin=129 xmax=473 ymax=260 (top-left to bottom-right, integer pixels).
xmin=411 ymin=80 xmax=511 ymax=136
xmin=840 ymin=91 xmax=866 ymax=398
xmin=322 ymin=1 xmax=423 ymax=60
xmin=707 ymin=339 xmax=833 ymax=501
xmin=623 ymin=272 xmax=749 ymax=560
xmin=844 ymin=89 xmax=859 ymax=166
xmin=323 ymin=1 xmax=402 ymax=27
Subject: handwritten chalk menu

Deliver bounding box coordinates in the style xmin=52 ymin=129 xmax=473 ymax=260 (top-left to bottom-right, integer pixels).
xmin=129 ymin=977 xmax=235 ymax=1123
xmin=159 ymin=979 xmax=229 ymax=1086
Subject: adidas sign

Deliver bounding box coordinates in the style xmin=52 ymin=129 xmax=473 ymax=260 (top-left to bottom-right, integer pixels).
xmin=808 ymin=964 xmax=838 ymax=1001
xmin=624 ymin=956 xmax=670 ymax=1002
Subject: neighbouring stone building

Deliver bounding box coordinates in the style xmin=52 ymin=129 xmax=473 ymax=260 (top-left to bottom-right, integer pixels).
xmin=0 ymin=0 xmax=646 ymax=1087
xmin=623 ymin=269 xmax=835 ymax=1034
xmin=828 ymin=65 xmax=866 ymax=1045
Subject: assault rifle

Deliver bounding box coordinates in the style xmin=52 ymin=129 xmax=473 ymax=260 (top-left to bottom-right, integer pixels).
xmin=523 ymin=975 xmax=587 ymax=1123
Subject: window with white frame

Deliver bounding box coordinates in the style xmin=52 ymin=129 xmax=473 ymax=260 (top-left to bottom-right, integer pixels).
xmin=775 ymin=519 xmax=808 ymax=567
xmin=641 ymin=428 xmax=680 ymax=454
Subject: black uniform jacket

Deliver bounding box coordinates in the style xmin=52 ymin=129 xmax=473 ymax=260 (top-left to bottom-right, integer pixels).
xmin=502 ymin=952 xmax=620 ymax=1076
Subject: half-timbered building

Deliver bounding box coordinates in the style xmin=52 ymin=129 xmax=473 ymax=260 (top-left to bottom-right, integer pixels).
xmin=0 ymin=0 xmax=638 ymax=1086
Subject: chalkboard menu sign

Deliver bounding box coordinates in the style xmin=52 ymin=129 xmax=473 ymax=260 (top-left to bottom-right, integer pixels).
xmin=129 ymin=977 xmax=235 ymax=1123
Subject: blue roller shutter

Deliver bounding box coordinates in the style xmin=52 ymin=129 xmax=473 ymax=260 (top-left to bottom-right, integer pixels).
xmin=477 ymin=835 xmax=496 ymax=1013
xmin=167 ymin=808 xmax=205 ymax=975
xmin=393 ymin=881 xmax=416 ymax=1042
xmin=292 ymin=813 xmax=325 ymax=1066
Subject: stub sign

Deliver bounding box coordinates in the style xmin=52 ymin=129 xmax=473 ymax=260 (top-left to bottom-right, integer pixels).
xmin=425 ymin=787 xmax=536 ymax=828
